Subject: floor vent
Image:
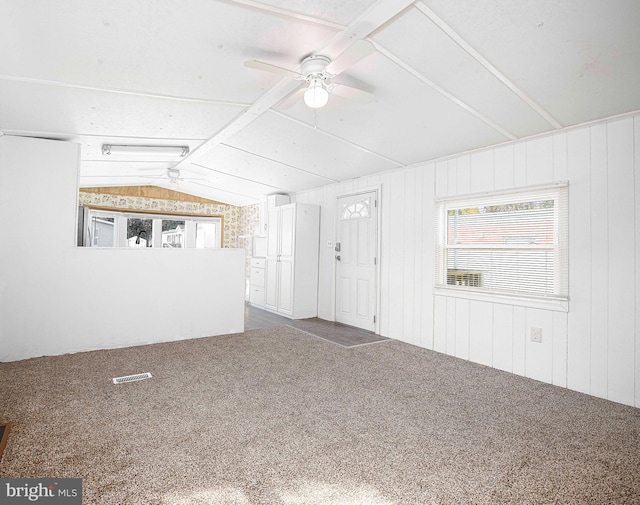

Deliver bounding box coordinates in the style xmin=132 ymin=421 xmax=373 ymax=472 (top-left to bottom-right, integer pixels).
xmin=112 ymin=372 xmax=152 ymax=384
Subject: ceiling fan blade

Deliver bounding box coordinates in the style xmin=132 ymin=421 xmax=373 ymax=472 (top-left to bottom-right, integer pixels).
xmin=330 ymin=83 xmax=375 ymax=104
xmin=277 ymin=86 xmax=306 ymax=110
xmin=244 ymin=60 xmax=301 ymax=79
xmin=326 ymin=40 xmax=376 ymax=76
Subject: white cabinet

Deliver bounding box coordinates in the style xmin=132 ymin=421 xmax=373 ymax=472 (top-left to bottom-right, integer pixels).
xmin=249 ymin=257 xmax=266 ymax=307
xmin=267 ymin=194 xmax=291 ymax=209
xmin=265 ymin=203 xmax=320 ymax=319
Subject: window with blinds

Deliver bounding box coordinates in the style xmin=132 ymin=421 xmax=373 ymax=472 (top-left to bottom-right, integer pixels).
xmin=435 ymin=183 xmax=568 ymax=299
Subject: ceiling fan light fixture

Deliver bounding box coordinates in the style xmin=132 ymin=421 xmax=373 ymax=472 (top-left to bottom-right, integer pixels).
xmin=167 ymin=168 xmax=180 ymax=188
xmin=303 ymin=79 xmax=329 ymax=109
xmin=102 ymin=145 xmax=189 ymax=157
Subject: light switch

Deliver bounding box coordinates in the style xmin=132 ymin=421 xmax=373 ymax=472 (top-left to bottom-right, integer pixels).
xmin=531 ymin=327 xmax=542 ymax=343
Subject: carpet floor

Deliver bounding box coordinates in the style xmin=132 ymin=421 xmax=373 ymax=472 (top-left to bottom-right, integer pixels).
xmin=1 ymin=326 xmax=639 ymax=504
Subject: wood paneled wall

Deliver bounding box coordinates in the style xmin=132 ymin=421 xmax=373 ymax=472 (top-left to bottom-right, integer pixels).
xmin=80 ymin=186 xmax=226 ymax=205
xmin=296 ymin=113 xmax=640 ymax=408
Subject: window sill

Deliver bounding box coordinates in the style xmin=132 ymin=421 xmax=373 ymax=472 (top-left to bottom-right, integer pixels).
xmin=433 ymin=286 xmax=569 ymax=312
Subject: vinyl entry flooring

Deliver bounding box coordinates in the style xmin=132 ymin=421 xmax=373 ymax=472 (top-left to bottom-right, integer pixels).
xmin=244 ymin=303 xmax=390 ymax=348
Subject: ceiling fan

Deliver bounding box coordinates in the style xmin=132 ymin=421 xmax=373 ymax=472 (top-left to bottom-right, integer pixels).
xmin=139 ymin=168 xmax=205 ymax=188
xmin=245 ymin=40 xmax=376 ymax=109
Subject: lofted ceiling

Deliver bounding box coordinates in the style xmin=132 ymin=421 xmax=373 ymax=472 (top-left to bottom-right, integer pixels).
xmin=1 ymin=0 xmax=639 ymax=206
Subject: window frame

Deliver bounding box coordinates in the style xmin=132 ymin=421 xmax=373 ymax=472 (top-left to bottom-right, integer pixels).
xmin=434 ymin=182 xmax=569 ymax=311
xmin=82 ymin=208 xmax=222 ymax=249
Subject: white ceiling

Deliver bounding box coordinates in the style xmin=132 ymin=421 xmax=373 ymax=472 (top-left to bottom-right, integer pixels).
xmin=1 ymin=0 xmax=639 ymax=206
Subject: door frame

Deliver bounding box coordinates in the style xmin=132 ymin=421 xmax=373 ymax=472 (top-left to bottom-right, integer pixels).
xmin=334 ymin=185 xmax=382 ymax=334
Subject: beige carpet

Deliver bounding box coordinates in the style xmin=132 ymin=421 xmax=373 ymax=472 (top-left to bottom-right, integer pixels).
xmin=1 ymin=326 xmax=639 ymax=505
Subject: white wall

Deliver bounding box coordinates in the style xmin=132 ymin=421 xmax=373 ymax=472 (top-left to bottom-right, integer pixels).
xmin=295 ymin=113 xmax=640 ymax=408
xmin=0 ymin=136 xmax=245 ymax=362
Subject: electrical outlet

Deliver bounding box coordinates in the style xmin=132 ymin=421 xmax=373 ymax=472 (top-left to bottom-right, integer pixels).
xmin=327 ymin=240 xmax=333 ymax=248
xmin=531 ymin=327 xmax=542 ymax=343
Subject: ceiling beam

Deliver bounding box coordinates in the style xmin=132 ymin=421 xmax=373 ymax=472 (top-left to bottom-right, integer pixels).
xmin=319 ymin=0 xmax=416 ymax=61
xmin=270 ymin=109 xmax=405 ymax=166
xmin=173 ymin=0 xmax=418 ymax=172
xmin=372 ymin=41 xmax=518 ymax=141
xmin=218 ymin=143 xmax=340 ymax=183
xmin=224 ymin=0 xmax=346 ymax=30
xmin=413 ymin=3 xmax=563 ymax=130
xmin=190 ymin=161 xmax=292 ymax=191
xmin=0 ymin=74 xmax=248 ymax=107
xmin=185 ymin=179 xmax=267 ymax=203
xmin=0 ymin=129 xmax=207 ymax=144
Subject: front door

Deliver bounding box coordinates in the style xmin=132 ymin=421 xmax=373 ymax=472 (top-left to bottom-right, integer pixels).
xmin=335 ymin=191 xmax=378 ymax=331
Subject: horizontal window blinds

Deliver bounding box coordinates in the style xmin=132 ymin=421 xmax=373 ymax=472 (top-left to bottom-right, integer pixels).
xmin=436 ymin=184 xmax=568 ymax=299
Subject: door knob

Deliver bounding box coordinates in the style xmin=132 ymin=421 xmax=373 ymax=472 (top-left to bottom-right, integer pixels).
xmin=335 ymin=255 xmax=341 ymax=261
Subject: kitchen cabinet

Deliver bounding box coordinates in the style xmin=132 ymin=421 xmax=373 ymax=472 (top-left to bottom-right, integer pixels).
xmin=249 ymin=257 xmax=266 ymax=307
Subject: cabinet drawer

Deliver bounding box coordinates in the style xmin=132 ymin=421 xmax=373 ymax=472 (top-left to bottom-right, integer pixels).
xmin=250 ymin=267 xmax=265 ymax=287
xmin=250 ymin=286 xmax=265 ymax=306
xmin=251 ymin=258 xmax=266 ymax=268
